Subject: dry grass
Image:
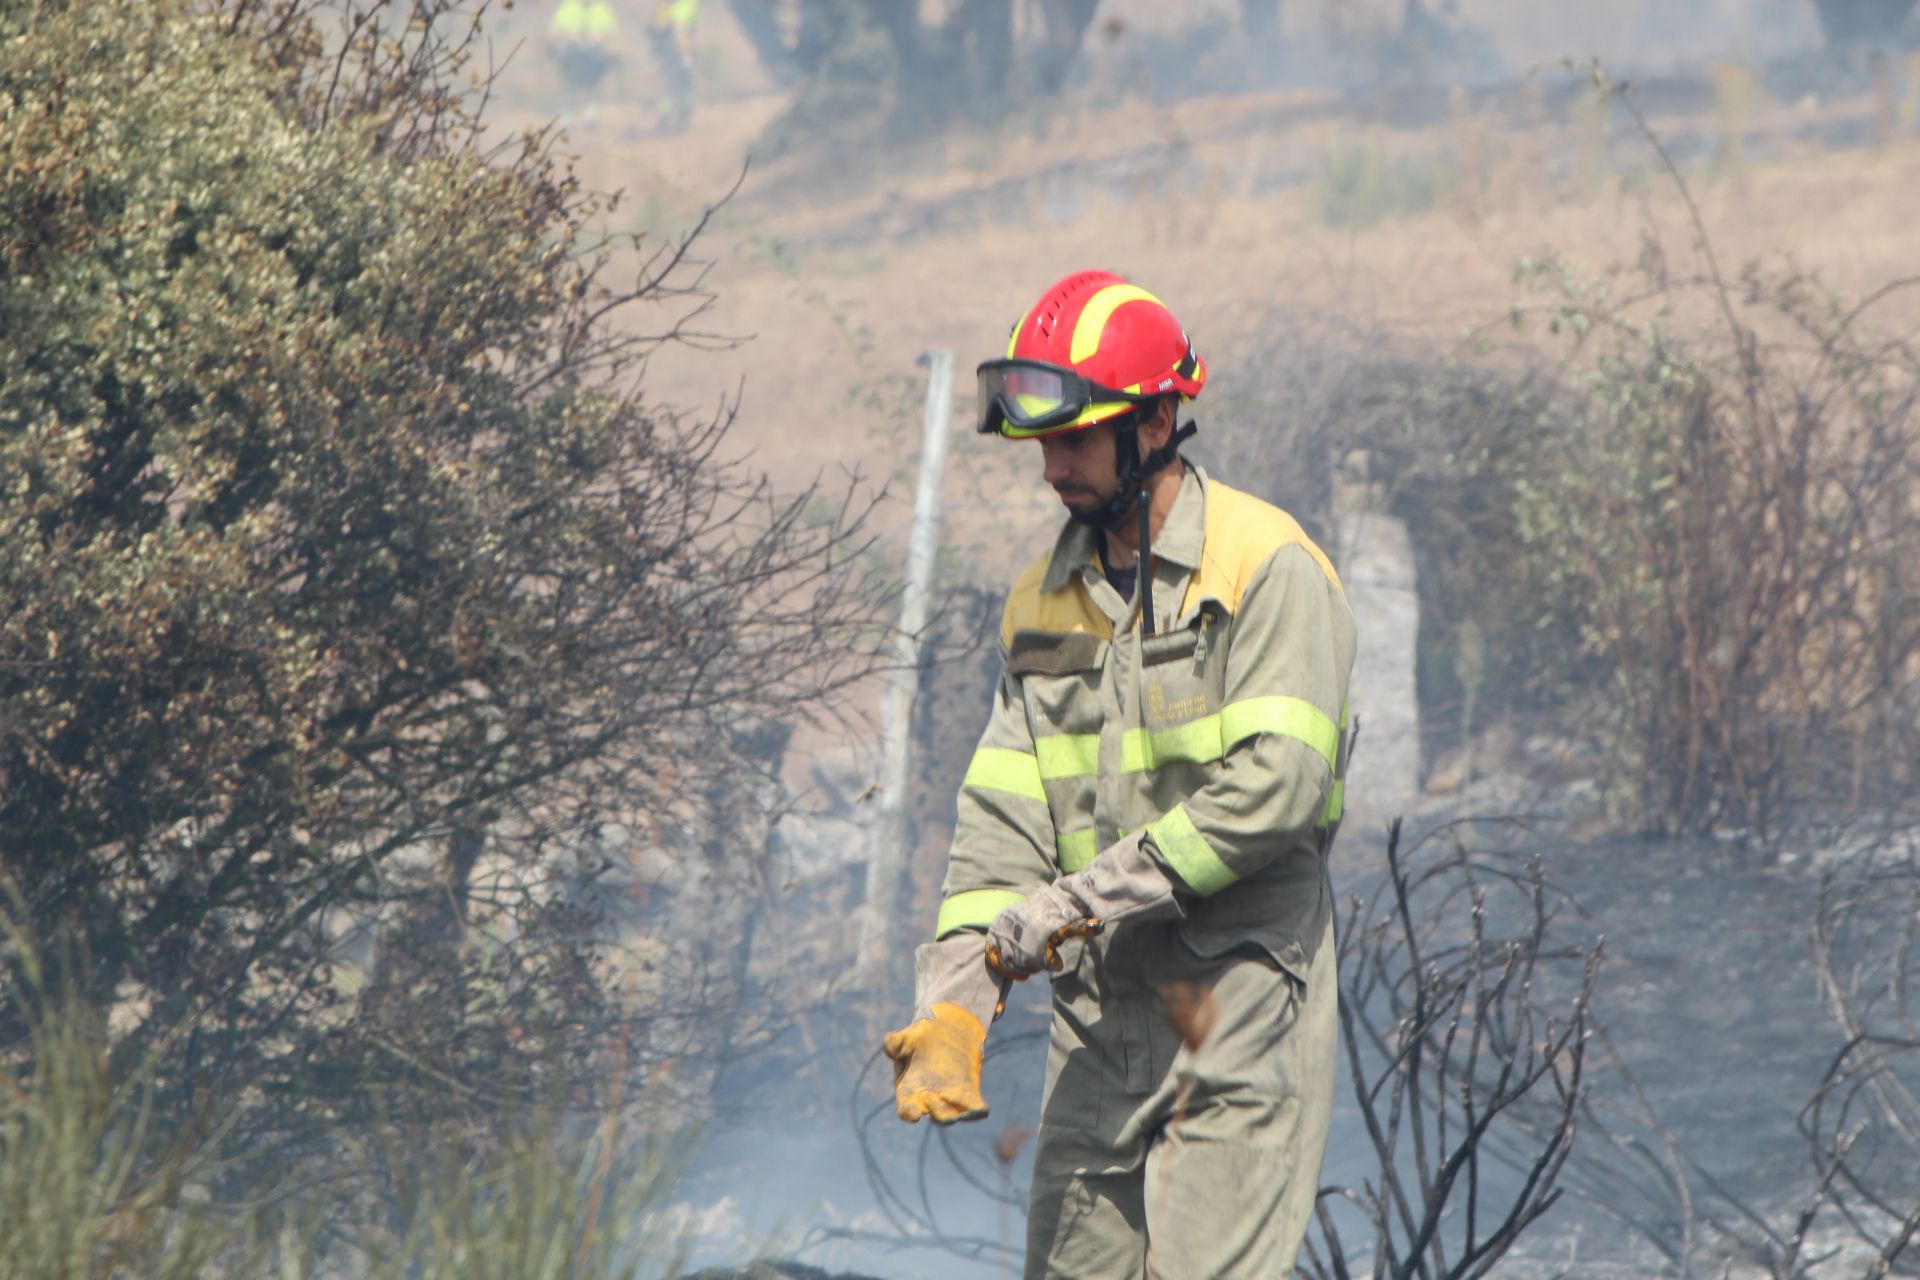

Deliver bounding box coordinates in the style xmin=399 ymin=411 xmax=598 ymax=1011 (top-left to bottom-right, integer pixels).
xmin=604 ymin=114 xmax=1920 ymax=580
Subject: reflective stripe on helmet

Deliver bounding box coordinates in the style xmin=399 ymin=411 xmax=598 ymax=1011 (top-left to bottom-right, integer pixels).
xmin=1070 ymin=283 xmax=1162 ymax=365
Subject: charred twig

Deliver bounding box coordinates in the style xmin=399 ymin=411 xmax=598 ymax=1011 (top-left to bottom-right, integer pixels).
xmin=1304 ymin=819 xmax=1601 ymax=1280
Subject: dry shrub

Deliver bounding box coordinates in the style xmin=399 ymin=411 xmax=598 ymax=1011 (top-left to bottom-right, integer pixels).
xmin=1303 ymin=819 xmax=1600 ymax=1280
xmin=1200 ymin=313 xmax=1571 ymax=780
xmin=1335 ymin=234 xmax=1920 ymax=837
xmin=1502 ymin=227 xmax=1920 ymax=834
xmin=1473 ymin=85 xmax=1920 ymax=835
xmin=1212 ymin=130 xmax=1920 ymax=837
xmin=1799 ymin=846 xmax=1920 ymax=1276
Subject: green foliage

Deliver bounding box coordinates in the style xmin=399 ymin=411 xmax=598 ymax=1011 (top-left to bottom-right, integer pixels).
xmin=754 ymin=0 xmax=1095 ymax=161
xmin=312 ymin=1117 xmax=690 ymax=1280
xmin=0 ymin=906 xmax=697 ymax=1279
xmin=0 ymin=915 xmax=229 ymax=1280
xmin=0 ymin=0 xmax=881 ymax=1217
xmin=758 ymin=4 xmax=901 ymax=158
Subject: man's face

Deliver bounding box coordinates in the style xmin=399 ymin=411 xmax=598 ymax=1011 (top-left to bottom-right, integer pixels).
xmin=1037 ymin=423 xmax=1120 ymax=518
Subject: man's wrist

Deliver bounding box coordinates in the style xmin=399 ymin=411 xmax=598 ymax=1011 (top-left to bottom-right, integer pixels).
xmin=912 ymin=933 xmax=1009 ymax=1027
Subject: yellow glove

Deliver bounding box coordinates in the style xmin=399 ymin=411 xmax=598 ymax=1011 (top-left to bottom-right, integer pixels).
xmin=883 ymin=1001 xmax=988 ymax=1124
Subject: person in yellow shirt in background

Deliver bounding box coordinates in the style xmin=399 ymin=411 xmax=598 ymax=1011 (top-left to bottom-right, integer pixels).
xmin=547 ymin=0 xmax=620 ymax=127
xmin=650 ymin=0 xmax=701 ymax=133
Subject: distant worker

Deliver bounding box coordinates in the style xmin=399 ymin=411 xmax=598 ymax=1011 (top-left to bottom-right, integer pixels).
xmin=882 ymin=271 xmax=1357 ymax=1276
xmin=650 ymin=0 xmax=701 ymax=133
xmin=547 ymin=0 xmax=620 ymax=127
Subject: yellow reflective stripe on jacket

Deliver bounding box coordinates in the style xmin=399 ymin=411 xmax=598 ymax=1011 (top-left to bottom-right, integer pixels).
xmin=1055 ymin=828 xmax=1099 ymax=872
xmin=1221 ymin=695 xmax=1338 ymax=768
xmin=1147 ymin=804 xmax=1236 ymax=895
xmin=654 ymin=0 xmax=697 ymax=28
xmin=1319 ymin=777 xmax=1345 ymax=827
xmin=1119 ymin=716 xmax=1220 ymax=772
xmin=963 ymin=747 xmax=1045 ymax=802
xmin=1116 ymin=696 xmax=1338 ymax=775
xmin=1034 ymin=733 xmax=1099 ymax=780
xmin=1315 ymin=700 xmax=1351 ymax=827
xmin=937 ymin=889 xmax=1027 ymax=938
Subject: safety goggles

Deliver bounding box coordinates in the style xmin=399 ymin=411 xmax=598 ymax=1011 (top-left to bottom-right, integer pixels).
xmin=974 ymin=359 xmax=1158 ymax=439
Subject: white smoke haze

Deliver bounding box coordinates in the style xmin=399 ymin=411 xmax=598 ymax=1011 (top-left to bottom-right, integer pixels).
xmin=468 ymin=2 xmax=1920 ymax=1273
xmin=8 ymin=1 xmax=1920 ymax=1276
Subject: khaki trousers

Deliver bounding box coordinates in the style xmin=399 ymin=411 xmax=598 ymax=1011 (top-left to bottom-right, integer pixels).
xmin=1024 ymin=913 xmax=1338 ymax=1279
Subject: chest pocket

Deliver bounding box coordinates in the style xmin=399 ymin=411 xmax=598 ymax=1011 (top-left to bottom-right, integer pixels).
xmin=1121 ymin=602 xmax=1228 ymax=782
xmin=1134 ymin=603 xmax=1230 ymax=770
xmin=1007 ymin=628 xmax=1107 ymax=738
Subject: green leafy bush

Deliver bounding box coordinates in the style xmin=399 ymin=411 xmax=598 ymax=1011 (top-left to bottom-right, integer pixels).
xmin=0 ymin=0 xmax=880 ymax=1229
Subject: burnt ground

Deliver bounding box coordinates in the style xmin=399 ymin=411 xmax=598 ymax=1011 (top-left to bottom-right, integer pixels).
xmin=1337 ymin=809 xmax=1920 ymax=1278
xmin=677 ymin=814 xmax=1920 ymax=1279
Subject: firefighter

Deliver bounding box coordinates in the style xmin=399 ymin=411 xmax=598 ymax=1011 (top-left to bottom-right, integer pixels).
xmin=883 ymin=271 xmax=1356 ymax=1276
xmin=546 ymin=0 xmax=619 ymax=126
xmin=650 ymin=0 xmax=700 ymax=133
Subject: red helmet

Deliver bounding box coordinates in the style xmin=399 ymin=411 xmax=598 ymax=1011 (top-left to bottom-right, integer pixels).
xmin=976 ymin=270 xmax=1207 ymax=438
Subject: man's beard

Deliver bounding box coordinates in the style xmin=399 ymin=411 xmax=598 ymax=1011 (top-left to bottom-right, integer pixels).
xmin=1058 ymin=480 xmax=1138 ymax=531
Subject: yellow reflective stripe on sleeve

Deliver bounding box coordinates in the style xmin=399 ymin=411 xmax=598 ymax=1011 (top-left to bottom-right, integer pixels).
xmin=1121 ymin=717 xmax=1223 ymax=772
xmin=1055 ymin=828 xmax=1099 ymax=872
xmin=1220 ymin=695 xmax=1339 ymax=769
xmin=1034 ymin=733 xmax=1100 ymax=780
xmin=936 ymin=889 xmax=1028 ymax=938
xmin=963 ymin=747 xmax=1045 ymax=802
xmin=1147 ymin=804 xmax=1237 ymax=896
xmin=1318 ymin=778 xmax=1345 ymax=827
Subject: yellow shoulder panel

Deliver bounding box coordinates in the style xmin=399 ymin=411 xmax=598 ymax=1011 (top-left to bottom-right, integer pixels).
xmin=1000 ymin=551 xmax=1113 ymax=647
xmin=1183 ymin=481 xmax=1342 ymax=616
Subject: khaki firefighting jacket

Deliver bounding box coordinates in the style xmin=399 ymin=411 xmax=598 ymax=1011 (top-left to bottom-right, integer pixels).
xmin=935 ymin=462 xmax=1356 ymax=978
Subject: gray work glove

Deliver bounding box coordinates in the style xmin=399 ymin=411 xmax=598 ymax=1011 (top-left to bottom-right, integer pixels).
xmin=985 ymin=833 xmax=1185 ymax=979
xmin=906 ymin=931 xmax=1010 ymax=1028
